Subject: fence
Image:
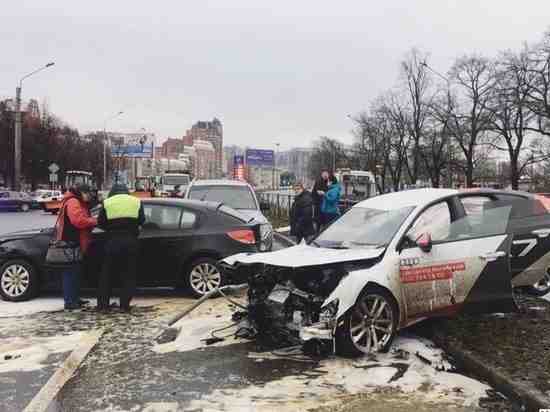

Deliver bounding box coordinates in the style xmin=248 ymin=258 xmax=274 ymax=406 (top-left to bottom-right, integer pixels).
xmin=258 ymin=190 xmax=360 ymax=222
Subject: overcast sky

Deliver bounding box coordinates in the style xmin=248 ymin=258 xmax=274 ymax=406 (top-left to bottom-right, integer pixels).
xmin=2 ymin=1 xmax=549 ymax=150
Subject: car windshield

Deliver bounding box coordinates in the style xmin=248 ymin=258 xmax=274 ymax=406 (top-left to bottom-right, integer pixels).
xmin=314 ymin=206 xmax=414 ymax=249
xmin=188 ymin=185 xmax=257 ymax=210
xmin=163 ymin=176 xmax=190 ymax=186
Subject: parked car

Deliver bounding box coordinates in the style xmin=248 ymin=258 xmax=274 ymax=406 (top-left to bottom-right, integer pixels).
xmin=222 ymin=188 xmax=550 ymax=357
xmin=0 ymin=199 xmax=263 ymax=301
xmin=29 ymin=190 xmax=63 ymax=210
xmin=185 ymin=179 xmax=273 ymax=251
xmin=0 ymin=191 xmax=33 ymax=212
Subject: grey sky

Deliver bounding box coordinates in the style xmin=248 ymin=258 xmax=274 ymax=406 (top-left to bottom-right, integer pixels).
xmin=2 ymin=1 xmax=549 ymax=150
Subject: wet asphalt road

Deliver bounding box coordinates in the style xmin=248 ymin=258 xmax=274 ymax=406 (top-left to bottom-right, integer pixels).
xmin=0 ymin=211 xmax=519 ymax=412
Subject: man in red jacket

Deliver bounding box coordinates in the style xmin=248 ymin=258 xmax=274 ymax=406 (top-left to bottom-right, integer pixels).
xmin=56 ymin=184 xmax=97 ymax=310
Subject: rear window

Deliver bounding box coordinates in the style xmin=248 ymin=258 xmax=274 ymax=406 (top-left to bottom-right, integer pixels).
xmin=188 ymin=185 xmax=257 ymax=210
xmin=218 ymin=205 xmax=251 ymax=224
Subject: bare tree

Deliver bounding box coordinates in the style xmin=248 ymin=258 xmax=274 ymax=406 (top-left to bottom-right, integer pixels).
xmin=448 ymin=54 xmax=496 ymax=187
xmin=400 ymin=49 xmax=432 ymax=184
xmin=525 ymin=31 xmax=550 ymax=136
xmin=488 ymin=50 xmax=547 ymax=189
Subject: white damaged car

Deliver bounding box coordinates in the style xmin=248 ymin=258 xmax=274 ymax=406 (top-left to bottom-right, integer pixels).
xmin=223 ymin=188 xmax=550 ymax=356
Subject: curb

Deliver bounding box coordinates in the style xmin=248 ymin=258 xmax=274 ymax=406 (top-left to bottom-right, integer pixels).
xmin=432 ymin=334 xmax=549 ymax=412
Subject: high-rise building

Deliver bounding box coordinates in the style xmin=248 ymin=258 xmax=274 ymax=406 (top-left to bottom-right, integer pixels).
xmin=184 ymin=118 xmax=223 ymax=178
xmin=277 ymin=147 xmax=312 ymax=185
xmin=160 ymin=138 xmax=186 ymax=159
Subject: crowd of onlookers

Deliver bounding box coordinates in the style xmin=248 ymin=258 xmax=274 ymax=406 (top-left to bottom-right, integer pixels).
xmin=289 ymin=170 xmax=341 ymax=243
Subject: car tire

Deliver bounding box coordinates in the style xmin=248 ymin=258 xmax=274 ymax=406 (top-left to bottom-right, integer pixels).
xmin=186 ymin=257 xmax=225 ymax=299
xmin=335 ymin=286 xmax=398 ymax=357
xmin=20 ymin=203 xmax=30 ymax=213
xmin=0 ymin=260 xmax=39 ymax=302
xmin=526 ymin=270 xmax=550 ymax=297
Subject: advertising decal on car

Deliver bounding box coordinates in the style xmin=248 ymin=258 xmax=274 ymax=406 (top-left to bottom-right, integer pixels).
xmin=400 ymin=261 xmax=466 ymax=284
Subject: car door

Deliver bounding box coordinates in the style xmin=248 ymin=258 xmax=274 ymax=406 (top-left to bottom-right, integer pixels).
xmin=399 ymin=197 xmax=516 ymax=321
xmin=498 ymin=195 xmax=550 ymax=288
xmin=138 ymin=204 xmax=197 ymax=286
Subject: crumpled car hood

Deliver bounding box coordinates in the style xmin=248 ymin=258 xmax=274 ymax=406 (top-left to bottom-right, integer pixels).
xmin=223 ymin=244 xmax=385 ymax=268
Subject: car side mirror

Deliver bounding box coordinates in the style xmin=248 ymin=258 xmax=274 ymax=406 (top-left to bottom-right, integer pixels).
xmin=416 ymin=232 xmax=433 ymax=253
xmin=260 ymin=201 xmax=270 ymax=212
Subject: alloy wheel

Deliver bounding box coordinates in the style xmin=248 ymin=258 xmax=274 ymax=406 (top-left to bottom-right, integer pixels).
xmin=349 ymin=294 xmax=394 ymax=354
xmin=1 ymin=264 xmax=30 ymax=298
xmin=189 ymin=263 xmax=222 ymax=296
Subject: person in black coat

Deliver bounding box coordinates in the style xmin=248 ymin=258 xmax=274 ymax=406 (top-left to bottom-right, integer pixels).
xmin=290 ymin=183 xmax=315 ymax=244
xmin=311 ymin=170 xmax=330 ymax=232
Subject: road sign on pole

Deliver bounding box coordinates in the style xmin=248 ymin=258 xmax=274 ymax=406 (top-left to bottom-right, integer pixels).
xmin=49 ymin=173 xmax=58 ymax=183
xmin=48 ymin=163 xmax=60 ymax=174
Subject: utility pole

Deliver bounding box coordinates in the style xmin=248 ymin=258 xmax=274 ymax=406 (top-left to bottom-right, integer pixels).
xmin=14 ymin=62 xmax=55 ymax=191
xmin=420 ymin=61 xmax=454 ymax=188
xmin=102 ymin=111 xmax=124 ymax=189
xmin=14 ymin=86 xmax=21 ymax=191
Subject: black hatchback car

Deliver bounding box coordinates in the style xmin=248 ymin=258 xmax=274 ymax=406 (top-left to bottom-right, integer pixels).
xmin=0 ymin=199 xmax=262 ymax=301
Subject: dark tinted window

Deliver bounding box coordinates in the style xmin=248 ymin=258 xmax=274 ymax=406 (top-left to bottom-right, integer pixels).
xmin=143 ymin=205 xmax=182 ymax=230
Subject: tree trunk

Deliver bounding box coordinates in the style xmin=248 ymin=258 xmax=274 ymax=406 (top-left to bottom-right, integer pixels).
xmin=509 ymin=159 xmax=519 ymax=190
xmin=465 ymin=156 xmax=474 ymax=188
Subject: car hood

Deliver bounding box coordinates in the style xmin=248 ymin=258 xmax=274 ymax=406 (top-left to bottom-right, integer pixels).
xmin=236 ymin=209 xmax=269 ymax=224
xmin=222 ymin=244 xmax=384 ymax=268
xmin=0 ymin=228 xmax=52 ymax=242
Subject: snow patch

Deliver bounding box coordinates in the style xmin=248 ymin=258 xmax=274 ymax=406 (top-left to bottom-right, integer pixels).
xmin=0 ymin=332 xmax=85 ymax=373
xmin=186 ymin=334 xmax=490 ymax=411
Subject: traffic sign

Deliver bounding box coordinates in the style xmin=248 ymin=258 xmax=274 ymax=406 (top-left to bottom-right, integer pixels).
xmin=48 ymin=163 xmax=60 ymax=173
xmin=49 ymin=173 xmax=58 ymax=183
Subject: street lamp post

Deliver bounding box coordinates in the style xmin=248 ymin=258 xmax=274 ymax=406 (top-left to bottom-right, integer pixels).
xmin=420 ymin=61 xmax=454 ymax=188
xmin=102 ymin=111 xmax=124 ymax=189
xmin=14 ymin=62 xmax=55 ymax=190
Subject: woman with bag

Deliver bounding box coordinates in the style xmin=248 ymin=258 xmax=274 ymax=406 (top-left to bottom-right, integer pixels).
xmin=54 ymin=184 xmax=97 ymax=310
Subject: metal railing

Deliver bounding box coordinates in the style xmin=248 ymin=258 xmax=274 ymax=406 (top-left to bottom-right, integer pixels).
xmin=258 ymin=190 xmax=360 ymax=221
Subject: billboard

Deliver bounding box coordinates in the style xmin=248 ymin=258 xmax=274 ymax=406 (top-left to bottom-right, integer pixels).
xmin=110 ymin=133 xmax=155 ymax=158
xmin=245 ymin=149 xmax=274 ymax=166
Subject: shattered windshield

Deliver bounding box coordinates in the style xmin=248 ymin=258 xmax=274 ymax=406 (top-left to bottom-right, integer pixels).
xmin=314 ymin=206 xmax=414 ymax=249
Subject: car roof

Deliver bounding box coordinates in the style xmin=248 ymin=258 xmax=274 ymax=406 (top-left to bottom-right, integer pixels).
xmin=355 ymin=188 xmax=537 ymax=211
xmin=355 ymin=188 xmax=459 ymax=211
xmin=141 ymin=198 xmax=222 ymax=211
xmin=190 ymin=179 xmax=251 ymax=188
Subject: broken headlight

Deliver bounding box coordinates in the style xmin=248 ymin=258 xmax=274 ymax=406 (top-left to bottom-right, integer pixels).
xmin=319 ymin=299 xmax=339 ymax=323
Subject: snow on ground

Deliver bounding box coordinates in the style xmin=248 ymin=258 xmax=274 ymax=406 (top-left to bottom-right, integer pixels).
xmin=186 ymin=334 xmax=491 ymax=412
xmin=0 ymin=293 xmax=195 ymax=318
xmin=0 ymin=332 xmax=84 ymax=373
xmin=153 ymin=295 xmax=245 ymax=353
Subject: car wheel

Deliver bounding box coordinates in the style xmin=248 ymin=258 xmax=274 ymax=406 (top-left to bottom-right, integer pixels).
xmin=20 ymin=203 xmax=30 ymax=213
xmin=336 ymin=286 xmax=398 ymax=357
xmin=527 ymin=269 xmax=550 ymax=297
xmin=186 ymin=257 xmax=224 ymax=299
xmin=0 ymin=260 xmax=38 ymax=302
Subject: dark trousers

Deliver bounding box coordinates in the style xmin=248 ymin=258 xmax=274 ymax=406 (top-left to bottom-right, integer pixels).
xmin=98 ymin=235 xmax=138 ymax=309
xmin=62 ymin=264 xmax=81 ymax=306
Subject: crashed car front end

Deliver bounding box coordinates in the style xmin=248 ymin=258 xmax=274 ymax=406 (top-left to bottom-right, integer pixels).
xmin=222 ymin=245 xmax=385 ymax=354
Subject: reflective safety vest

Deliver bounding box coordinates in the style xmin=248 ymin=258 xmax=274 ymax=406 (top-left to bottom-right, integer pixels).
xmin=104 ymin=194 xmax=141 ymax=220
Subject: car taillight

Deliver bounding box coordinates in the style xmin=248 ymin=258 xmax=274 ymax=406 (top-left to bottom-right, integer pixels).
xmin=227 ymin=229 xmax=256 ymax=244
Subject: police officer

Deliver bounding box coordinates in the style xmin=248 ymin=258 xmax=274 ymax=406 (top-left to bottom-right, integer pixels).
xmin=97 ymin=183 xmax=145 ymax=312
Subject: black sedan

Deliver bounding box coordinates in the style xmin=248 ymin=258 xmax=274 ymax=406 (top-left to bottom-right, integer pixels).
xmin=0 ymin=199 xmax=263 ymax=301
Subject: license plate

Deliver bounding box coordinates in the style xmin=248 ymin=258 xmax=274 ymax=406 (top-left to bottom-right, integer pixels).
xmin=268 ymin=288 xmax=290 ymax=304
